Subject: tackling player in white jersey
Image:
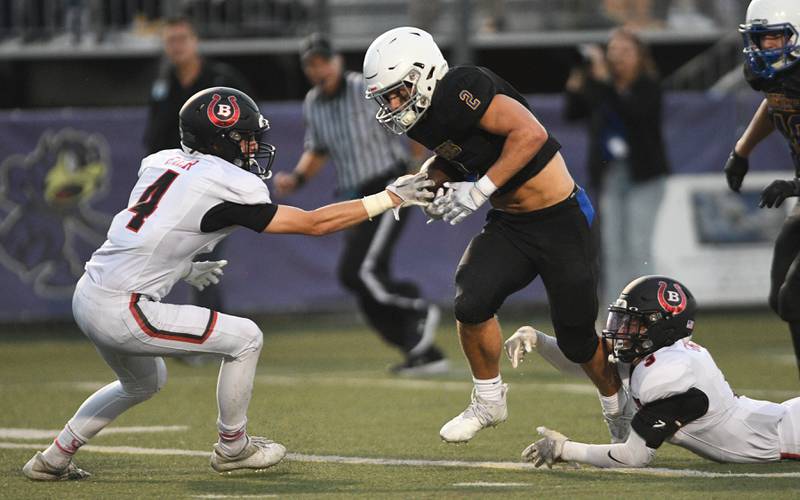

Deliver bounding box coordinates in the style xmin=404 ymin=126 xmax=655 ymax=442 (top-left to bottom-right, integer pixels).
xmin=505 ymin=275 xmax=800 ymax=468
xmin=22 ymin=87 xmax=434 ymax=481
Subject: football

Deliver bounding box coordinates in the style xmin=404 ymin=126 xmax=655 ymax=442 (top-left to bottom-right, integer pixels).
xmin=420 ymin=155 xmax=464 ymax=192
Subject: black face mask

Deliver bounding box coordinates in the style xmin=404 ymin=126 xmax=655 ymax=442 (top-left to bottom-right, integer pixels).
xmin=228 ymin=129 xmax=276 ymax=181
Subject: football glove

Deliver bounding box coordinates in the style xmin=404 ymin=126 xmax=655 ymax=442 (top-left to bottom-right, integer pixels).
xmin=723 ymin=150 xmax=749 ymax=193
xmin=183 ymin=260 xmax=227 ymax=291
xmin=504 ymin=326 xmax=540 ymax=369
xmin=759 ymin=178 xmax=800 ymax=208
xmin=421 ymin=187 xmax=448 ymax=223
xmin=386 ymin=171 xmax=435 ymax=208
xmin=440 ymin=176 xmax=498 ymax=225
xmin=522 ymin=426 xmax=569 ymax=468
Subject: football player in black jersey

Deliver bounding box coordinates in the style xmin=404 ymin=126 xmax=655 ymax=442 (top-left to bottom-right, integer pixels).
xmin=364 ymin=27 xmax=630 ymax=444
xmin=727 ymin=0 xmax=800 ymax=376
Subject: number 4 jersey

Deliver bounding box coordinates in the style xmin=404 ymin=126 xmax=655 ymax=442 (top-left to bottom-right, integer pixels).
xmin=85 ymin=149 xmax=276 ymax=300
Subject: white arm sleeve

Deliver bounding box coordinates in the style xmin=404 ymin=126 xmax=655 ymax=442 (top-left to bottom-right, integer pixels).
xmin=560 ymin=431 xmax=656 ymax=468
xmin=535 ymin=331 xmax=589 ymax=378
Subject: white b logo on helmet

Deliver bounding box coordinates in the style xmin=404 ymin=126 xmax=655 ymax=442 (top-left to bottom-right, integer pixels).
xmin=216 ymin=104 xmax=232 ymax=117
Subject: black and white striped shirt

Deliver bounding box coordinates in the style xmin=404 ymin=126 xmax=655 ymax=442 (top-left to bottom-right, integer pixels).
xmin=303 ymin=71 xmax=408 ymax=195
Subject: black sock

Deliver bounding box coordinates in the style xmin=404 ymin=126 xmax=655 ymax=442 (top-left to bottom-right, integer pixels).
xmin=789 ymin=322 xmax=800 ymax=378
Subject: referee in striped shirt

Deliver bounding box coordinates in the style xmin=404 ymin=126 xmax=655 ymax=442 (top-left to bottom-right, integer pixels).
xmin=274 ymin=34 xmax=447 ymax=375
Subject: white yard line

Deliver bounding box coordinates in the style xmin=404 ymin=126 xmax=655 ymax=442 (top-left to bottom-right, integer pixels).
xmin=453 ymin=482 xmax=529 ymax=487
xmin=47 ymin=375 xmax=798 ymax=400
xmin=191 ymin=495 xmax=277 ymax=499
xmin=1 ymin=441 xmax=798 ymax=479
xmin=259 ymin=375 xmax=798 ymax=400
xmin=0 ymin=426 xmax=188 ymax=440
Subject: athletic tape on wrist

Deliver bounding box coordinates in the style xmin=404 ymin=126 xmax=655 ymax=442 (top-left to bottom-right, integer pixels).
xmin=476 ymin=175 xmax=499 ymax=198
xmin=362 ymin=191 xmax=395 ymax=219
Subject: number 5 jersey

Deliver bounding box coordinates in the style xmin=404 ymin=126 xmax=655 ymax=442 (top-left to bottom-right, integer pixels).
xmin=630 ymin=339 xmax=800 ymax=463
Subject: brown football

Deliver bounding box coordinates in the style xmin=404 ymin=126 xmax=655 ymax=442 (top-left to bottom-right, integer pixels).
xmin=421 ymin=155 xmax=463 ymax=192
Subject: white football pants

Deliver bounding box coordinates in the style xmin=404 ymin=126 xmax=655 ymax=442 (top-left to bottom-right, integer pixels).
xmin=64 ymin=273 xmax=263 ymax=445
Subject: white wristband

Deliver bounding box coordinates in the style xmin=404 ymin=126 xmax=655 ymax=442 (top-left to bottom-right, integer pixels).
xmin=362 ymin=191 xmax=395 ymax=219
xmin=476 ymin=175 xmax=499 ymax=198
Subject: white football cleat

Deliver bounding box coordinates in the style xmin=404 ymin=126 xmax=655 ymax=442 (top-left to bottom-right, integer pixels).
xmin=439 ymin=384 xmax=508 ymax=443
xmin=210 ymin=436 xmax=286 ymax=473
xmin=22 ymin=452 xmax=90 ymax=481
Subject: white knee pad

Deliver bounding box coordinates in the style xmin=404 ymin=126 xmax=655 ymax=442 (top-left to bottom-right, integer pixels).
xmin=122 ymin=358 xmax=168 ymax=400
xmin=239 ymin=319 xmax=264 ymax=356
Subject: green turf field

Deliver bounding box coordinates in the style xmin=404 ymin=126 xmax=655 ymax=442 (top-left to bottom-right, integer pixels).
xmin=1 ymin=309 xmax=799 ymax=499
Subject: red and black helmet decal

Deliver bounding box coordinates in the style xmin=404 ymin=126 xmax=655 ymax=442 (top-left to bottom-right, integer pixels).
xmin=657 ymin=281 xmax=687 ymax=315
xmin=207 ymin=93 xmax=240 ymax=128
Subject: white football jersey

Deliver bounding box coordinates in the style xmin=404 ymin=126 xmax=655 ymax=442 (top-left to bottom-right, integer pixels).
xmin=629 ymin=339 xmax=791 ymax=462
xmin=85 ymin=149 xmax=270 ymax=300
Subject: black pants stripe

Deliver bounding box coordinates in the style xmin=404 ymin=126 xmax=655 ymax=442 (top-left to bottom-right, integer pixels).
xmin=337 ymin=175 xmax=432 ymax=356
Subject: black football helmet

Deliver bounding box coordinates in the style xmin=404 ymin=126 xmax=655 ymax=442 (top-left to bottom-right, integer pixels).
xmin=602 ymin=276 xmax=697 ymax=363
xmin=179 ymin=87 xmax=276 ymax=180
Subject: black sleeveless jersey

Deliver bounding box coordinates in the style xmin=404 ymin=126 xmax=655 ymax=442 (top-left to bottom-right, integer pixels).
xmin=407 ymin=66 xmax=561 ymax=196
xmin=745 ymin=63 xmax=800 ymax=175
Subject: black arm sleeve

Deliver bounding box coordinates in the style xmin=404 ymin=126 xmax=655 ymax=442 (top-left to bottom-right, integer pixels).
xmin=201 ymin=202 xmax=279 ymax=233
xmin=631 ymin=387 xmax=710 ymax=449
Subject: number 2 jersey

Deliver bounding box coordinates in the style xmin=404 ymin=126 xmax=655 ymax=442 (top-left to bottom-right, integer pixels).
xmin=745 ymin=63 xmax=800 ymax=175
xmin=406 ymin=65 xmax=561 ymax=196
xmin=85 ymin=149 xmax=278 ymax=301
xmin=629 ymin=339 xmax=799 ymax=462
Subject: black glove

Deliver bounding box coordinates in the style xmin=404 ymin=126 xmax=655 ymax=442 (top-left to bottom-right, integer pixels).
xmin=759 ymin=179 xmax=800 ymax=208
xmin=724 ymin=150 xmax=749 ymax=192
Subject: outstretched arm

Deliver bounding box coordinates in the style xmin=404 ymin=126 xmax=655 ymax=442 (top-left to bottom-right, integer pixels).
xmin=504 ymin=326 xmax=589 ymax=377
xmin=522 ymin=426 xmax=655 ymax=469
xmin=264 ymin=172 xmax=433 ymax=235
xmin=525 ymin=388 xmax=709 ymax=469
xmin=265 ymin=198 xmax=386 ymax=235
xmin=561 ymin=428 xmax=655 ymax=468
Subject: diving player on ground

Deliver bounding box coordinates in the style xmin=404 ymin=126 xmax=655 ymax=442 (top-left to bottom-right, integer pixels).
xmin=508 ymin=276 xmax=800 ymax=468
xmin=363 ymin=27 xmax=629 ymax=444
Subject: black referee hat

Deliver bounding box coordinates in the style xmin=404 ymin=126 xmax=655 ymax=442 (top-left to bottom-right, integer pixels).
xmin=300 ymin=33 xmax=335 ymax=62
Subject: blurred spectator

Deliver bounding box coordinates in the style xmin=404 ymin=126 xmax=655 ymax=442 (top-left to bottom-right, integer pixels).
xmin=143 ymin=16 xmax=252 ymax=317
xmin=143 ymin=16 xmax=251 ymax=155
xmin=564 ymin=28 xmax=670 ymax=309
xmin=273 ymin=34 xmax=447 ymax=375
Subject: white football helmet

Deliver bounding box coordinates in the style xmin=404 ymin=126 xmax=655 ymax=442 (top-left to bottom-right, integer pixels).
xmin=740 ymin=0 xmax=800 ymax=79
xmin=363 ymin=27 xmax=449 ymax=134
